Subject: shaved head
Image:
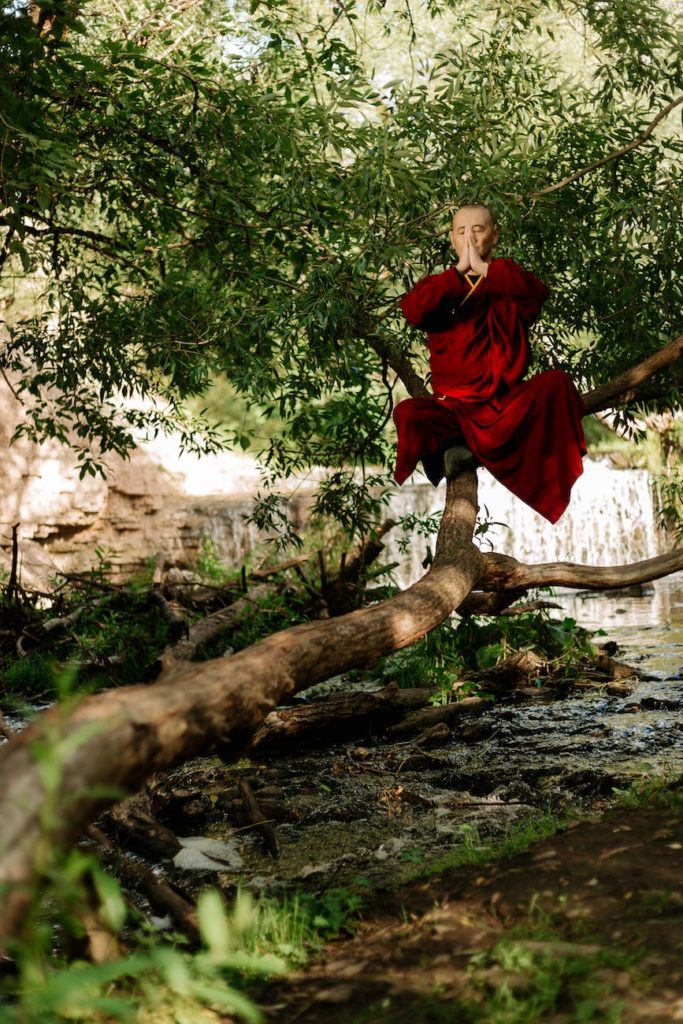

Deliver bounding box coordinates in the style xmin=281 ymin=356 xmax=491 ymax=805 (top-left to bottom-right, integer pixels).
xmin=452 ymin=203 xmax=497 ymax=228
xmin=450 ymin=205 xmax=500 ymax=265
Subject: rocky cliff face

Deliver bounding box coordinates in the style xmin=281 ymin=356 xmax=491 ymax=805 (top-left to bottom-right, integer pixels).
xmin=0 ymin=379 xmax=298 ymax=586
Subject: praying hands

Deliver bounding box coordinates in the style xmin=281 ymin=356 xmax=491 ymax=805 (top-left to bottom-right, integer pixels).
xmin=454 ymin=225 xmax=490 ymax=277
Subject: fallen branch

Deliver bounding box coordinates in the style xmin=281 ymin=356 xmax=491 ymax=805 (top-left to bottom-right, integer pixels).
xmin=149 ymin=591 xmax=189 ymax=644
xmin=107 ymin=789 xmax=181 ymax=861
xmin=86 ymin=825 xmax=200 ymax=942
xmin=17 ymin=599 xmax=106 ymax=657
xmin=158 ymin=584 xmax=269 ymax=664
xmin=0 ymin=472 xmax=484 ymax=942
xmin=237 ymin=780 xmax=280 ymax=858
xmin=249 ymin=684 xmax=439 ymax=754
xmin=386 ymin=697 xmax=491 ymax=739
xmin=6 ymin=523 xmax=20 ymax=605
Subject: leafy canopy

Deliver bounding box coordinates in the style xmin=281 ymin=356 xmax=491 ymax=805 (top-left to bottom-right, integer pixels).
xmin=1 ymin=0 xmax=681 ymax=533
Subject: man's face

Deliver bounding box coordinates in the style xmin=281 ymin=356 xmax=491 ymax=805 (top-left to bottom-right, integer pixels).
xmin=450 ymin=206 xmax=500 ymax=261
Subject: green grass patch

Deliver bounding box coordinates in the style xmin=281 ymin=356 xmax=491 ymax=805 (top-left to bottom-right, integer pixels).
xmin=1 ymin=653 xmax=57 ymax=700
xmin=465 ymin=937 xmax=636 ymax=1024
xmin=611 ymin=772 xmax=683 ymax=811
xmin=346 ymin=935 xmax=638 ymax=1024
xmin=236 ymin=887 xmax=364 ymax=966
xmin=406 ymin=811 xmax=568 ymax=882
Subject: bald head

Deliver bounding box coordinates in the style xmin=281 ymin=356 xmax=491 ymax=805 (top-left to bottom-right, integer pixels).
xmin=452 ymin=204 xmax=497 ymax=229
xmin=451 ymin=204 xmax=500 ymax=265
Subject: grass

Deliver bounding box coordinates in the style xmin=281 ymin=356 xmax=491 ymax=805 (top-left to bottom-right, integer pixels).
xmin=610 ymin=772 xmax=683 ymax=811
xmin=465 ymin=936 xmax=635 ymax=1024
xmin=347 ymin=938 xmax=635 ymax=1024
xmin=403 ymin=810 xmax=568 ymax=883
xmin=236 ymin=887 xmax=365 ymax=967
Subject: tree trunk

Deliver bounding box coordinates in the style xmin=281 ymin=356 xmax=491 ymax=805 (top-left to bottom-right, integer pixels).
xmin=1 ymin=336 xmax=682 ymax=943
xmin=0 ymin=474 xmax=483 ymax=942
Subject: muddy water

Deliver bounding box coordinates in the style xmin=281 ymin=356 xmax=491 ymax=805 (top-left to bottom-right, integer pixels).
xmin=163 ymin=584 xmax=683 ymax=899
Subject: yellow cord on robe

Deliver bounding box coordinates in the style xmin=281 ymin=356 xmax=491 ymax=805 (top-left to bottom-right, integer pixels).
xmin=458 ymin=273 xmax=484 ymax=309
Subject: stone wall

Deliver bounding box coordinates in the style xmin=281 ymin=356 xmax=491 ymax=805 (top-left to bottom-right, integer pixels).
xmin=0 ymin=379 xmax=304 ymax=587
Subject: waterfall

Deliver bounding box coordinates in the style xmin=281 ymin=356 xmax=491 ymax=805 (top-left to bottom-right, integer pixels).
xmin=384 ymin=458 xmax=667 ymax=591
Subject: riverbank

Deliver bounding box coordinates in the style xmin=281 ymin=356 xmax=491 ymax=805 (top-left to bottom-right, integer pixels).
xmin=265 ymin=795 xmax=683 ymax=1023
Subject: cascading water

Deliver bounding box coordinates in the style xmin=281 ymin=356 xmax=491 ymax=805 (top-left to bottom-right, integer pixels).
xmin=385 ymin=458 xmax=667 ymax=591
xmin=194 ymin=500 xmax=264 ymax=568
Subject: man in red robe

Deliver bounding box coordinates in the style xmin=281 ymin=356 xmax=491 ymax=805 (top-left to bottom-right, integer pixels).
xmin=393 ymin=204 xmax=586 ymax=524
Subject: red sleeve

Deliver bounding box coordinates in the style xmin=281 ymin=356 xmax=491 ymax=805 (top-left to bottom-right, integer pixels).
xmin=400 ymin=267 xmax=465 ymax=329
xmin=485 ymin=259 xmax=549 ymax=325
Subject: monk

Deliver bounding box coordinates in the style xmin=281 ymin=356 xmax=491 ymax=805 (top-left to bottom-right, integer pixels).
xmin=393 ymin=204 xmax=586 ymax=524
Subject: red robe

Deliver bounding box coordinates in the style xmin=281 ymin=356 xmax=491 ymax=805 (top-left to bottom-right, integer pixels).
xmin=393 ymin=258 xmax=586 ymax=524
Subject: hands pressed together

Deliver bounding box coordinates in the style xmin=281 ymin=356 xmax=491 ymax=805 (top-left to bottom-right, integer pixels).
xmin=454 ymin=225 xmax=489 ymax=278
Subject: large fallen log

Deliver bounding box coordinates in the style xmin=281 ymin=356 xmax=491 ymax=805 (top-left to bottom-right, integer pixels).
xmin=0 ymin=473 xmax=484 ymax=941
xmin=1 ymin=334 xmax=682 ymax=944
xmin=248 ymin=684 xmax=440 ymax=754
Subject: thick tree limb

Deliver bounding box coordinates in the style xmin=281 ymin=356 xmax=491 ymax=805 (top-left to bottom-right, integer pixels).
xmin=581 ymin=334 xmax=683 ymax=415
xmin=0 ymin=473 xmax=483 ymax=942
xmin=532 ymin=94 xmax=683 ymax=197
xmin=1 ymin=327 xmax=682 ymax=941
xmin=480 ymin=548 xmax=683 ymax=592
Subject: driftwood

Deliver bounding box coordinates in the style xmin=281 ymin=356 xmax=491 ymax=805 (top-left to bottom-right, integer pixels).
xmin=149 ymin=591 xmax=189 ymax=644
xmin=1 ymin=336 xmax=682 ymax=943
xmin=106 ymin=789 xmax=181 ymax=861
xmin=249 ymin=684 xmax=437 ymax=753
xmin=387 ymin=697 xmax=491 ymax=739
xmin=158 ymin=584 xmax=270 ymax=665
xmin=16 ymin=599 xmax=105 ymax=657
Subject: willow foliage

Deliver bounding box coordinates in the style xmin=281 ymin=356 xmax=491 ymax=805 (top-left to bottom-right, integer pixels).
xmin=1 ymin=0 xmax=681 ymax=531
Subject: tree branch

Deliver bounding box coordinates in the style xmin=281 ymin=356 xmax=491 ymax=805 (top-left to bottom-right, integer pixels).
xmin=533 ymin=94 xmax=683 ymax=197
xmin=366 ymin=333 xmax=429 ymax=398
xmin=479 ymin=548 xmax=683 ymax=592
xmin=581 ymin=334 xmax=683 ymax=415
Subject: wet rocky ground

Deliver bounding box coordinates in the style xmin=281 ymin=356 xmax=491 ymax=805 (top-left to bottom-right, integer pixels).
xmin=153 ymin=641 xmax=683 ymax=901
xmin=144 ymin=628 xmax=683 ymax=1023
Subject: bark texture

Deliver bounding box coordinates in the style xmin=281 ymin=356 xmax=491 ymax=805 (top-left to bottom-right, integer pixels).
xmin=1 ymin=335 xmax=682 ymax=942
xmin=479 ymin=549 xmax=683 ymax=591
xmin=0 ymin=474 xmax=483 ymax=941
